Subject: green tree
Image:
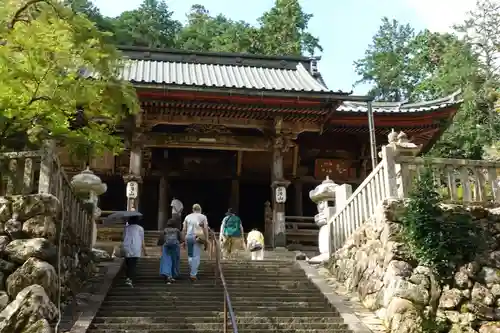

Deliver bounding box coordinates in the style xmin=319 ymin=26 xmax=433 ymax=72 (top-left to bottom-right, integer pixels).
xmin=63 ymin=0 xmax=115 ymax=34
xmin=0 ymin=0 xmax=139 ymax=156
xmin=255 ymin=0 xmax=322 ymax=56
xmin=355 ymin=13 xmax=499 ymax=159
xmin=456 ymin=0 xmax=500 ymax=159
xmin=176 ymin=5 xmax=259 ymax=53
xmin=432 ymin=0 xmax=500 ymax=159
xmin=354 ymin=17 xmax=417 ymax=102
xmin=112 ymin=0 xmax=181 ymax=48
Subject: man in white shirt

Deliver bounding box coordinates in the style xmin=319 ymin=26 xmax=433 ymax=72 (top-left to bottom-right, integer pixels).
xmin=171 ymin=197 xmax=184 ymax=223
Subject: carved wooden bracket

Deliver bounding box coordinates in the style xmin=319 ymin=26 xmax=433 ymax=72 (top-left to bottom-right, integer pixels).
xmin=185 ymin=124 xmax=232 ymax=135
xmin=269 ymin=132 xmax=298 ymax=153
xmin=123 ymin=173 xmax=143 ymax=183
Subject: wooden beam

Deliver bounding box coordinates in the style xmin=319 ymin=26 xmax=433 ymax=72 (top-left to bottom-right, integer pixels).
xmin=143 ymin=113 xmax=272 ymax=130
xmin=141 ymin=111 xmax=322 ymax=133
xmin=142 ymin=132 xmax=271 ymax=151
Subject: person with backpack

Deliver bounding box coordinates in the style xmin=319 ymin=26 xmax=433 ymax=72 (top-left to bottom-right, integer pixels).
xmin=159 ymin=218 xmax=184 ymax=284
xmin=219 ymin=208 xmax=245 ymax=259
xmin=182 ymin=203 xmax=208 ymax=281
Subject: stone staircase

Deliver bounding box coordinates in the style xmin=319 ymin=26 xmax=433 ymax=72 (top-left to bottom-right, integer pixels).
xmin=86 ymin=255 xmax=353 ymax=333
xmin=144 ymin=230 xmax=162 ymax=246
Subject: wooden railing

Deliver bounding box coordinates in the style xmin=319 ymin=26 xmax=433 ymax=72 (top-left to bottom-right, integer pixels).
xmin=329 ymin=144 xmax=500 ymax=254
xmin=0 ymin=148 xmax=93 ymax=249
xmin=285 ymin=216 xmax=317 ymax=246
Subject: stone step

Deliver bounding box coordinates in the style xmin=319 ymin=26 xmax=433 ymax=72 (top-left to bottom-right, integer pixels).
xmin=95 ymin=305 xmax=336 ymax=312
xmin=89 ymin=322 xmax=348 ymax=330
xmin=91 ymin=316 xmax=343 ymax=324
xmin=111 ymin=278 xmax=316 ymax=286
xmin=132 ymin=266 xmax=299 ymax=271
xmin=126 ymin=271 xmax=308 ymax=277
xmin=87 ymin=329 xmax=350 ymax=333
xmin=94 ymin=310 xmax=340 ymax=318
xmin=100 ymin=300 xmax=331 ymax=308
xmin=100 ymin=295 xmax=327 ymax=302
xmin=105 ymin=291 xmax=318 ymax=298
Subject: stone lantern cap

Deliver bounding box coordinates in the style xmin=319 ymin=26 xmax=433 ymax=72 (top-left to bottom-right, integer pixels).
xmin=71 ymin=167 xmax=107 ymax=195
xmin=309 ymin=176 xmax=337 ymax=203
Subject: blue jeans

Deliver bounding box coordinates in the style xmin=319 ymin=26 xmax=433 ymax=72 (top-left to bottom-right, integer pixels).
xmin=174 ymin=245 xmax=180 ymax=278
xmin=186 ymin=235 xmax=201 ymax=278
xmin=160 ymin=244 xmax=179 ymax=278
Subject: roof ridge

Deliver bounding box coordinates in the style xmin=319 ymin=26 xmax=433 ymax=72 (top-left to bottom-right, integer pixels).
xmin=118 ymin=45 xmax=317 ymax=63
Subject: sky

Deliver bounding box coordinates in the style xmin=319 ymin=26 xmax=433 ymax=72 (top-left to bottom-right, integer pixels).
xmin=91 ymin=0 xmax=481 ymax=95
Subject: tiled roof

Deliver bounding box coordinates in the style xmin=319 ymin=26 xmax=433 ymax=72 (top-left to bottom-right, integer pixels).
xmin=119 ymin=59 xmax=329 ymax=92
xmin=114 ymin=47 xmax=462 ymax=114
xmin=338 ymin=90 xmax=462 ymax=113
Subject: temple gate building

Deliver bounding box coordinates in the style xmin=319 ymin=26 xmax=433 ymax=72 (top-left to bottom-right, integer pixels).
xmin=58 ymin=46 xmax=462 ymax=248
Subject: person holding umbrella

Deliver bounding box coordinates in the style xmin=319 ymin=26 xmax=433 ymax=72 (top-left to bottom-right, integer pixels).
xmin=106 ymin=210 xmax=148 ymax=287
xmin=122 ymin=215 xmax=148 ymax=287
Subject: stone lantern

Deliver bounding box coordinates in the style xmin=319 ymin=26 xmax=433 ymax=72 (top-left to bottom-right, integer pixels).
xmin=308 ymin=176 xmax=337 ymax=264
xmin=70 ymin=167 xmax=107 ymax=248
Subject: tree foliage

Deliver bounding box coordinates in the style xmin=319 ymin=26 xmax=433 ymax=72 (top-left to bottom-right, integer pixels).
xmin=401 ymin=167 xmax=482 ymax=279
xmin=67 ymin=0 xmax=322 ymax=56
xmin=112 ymin=0 xmax=181 ymax=48
xmin=354 ymin=18 xmax=417 ymax=102
xmin=0 ymin=0 xmax=139 ymax=156
xmin=175 ymin=5 xmax=259 ymax=53
xmin=355 ymin=0 xmax=500 ymax=160
xmin=255 ymin=0 xmax=322 ymax=56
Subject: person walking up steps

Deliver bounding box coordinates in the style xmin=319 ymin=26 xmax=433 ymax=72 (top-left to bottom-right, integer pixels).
xmin=159 ymin=218 xmax=184 ymax=284
xmin=171 ymin=196 xmax=184 ymax=225
xmin=122 ymin=216 xmax=147 ymax=287
xmin=182 ymin=204 xmax=208 ymax=281
xmin=220 ymin=208 xmax=245 ymax=260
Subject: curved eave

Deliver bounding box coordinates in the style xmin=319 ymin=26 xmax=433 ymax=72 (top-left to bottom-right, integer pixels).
xmin=337 ymin=90 xmax=463 ymax=114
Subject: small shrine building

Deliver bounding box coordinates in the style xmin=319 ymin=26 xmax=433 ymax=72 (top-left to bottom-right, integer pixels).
xmin=58 ymin=46 xmax=462 ymax=247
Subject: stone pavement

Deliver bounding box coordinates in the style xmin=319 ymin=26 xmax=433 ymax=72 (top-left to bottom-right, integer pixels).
xmin=315 ymin=265 xmax=387 ymax=333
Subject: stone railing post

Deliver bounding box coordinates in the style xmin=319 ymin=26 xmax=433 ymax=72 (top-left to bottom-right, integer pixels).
xmin=382 ymin=129 xmax=422 ymax=199
xmin=38 ymin=141 xmax=56 ymax=194
xmin=381 ymin=145 xmax=398 ymax=198
xmin=334 ymin=184 xmax=352 ymax=212
xmin=331 ymin=184 xmax=352 ymax=256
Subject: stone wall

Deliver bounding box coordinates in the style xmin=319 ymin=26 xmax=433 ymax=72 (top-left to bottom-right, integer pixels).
xmin=0 ymin=194 xmax=98 ymax=332
xmin=327 ymin=199 xmax=500 ymax=333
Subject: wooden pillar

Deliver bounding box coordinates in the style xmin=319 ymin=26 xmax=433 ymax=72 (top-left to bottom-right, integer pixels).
xmin=231 ymin=180 xmax=239 ymax=213
xmin=294 ymin=181 xmax=303 ymax=216
xmin=124 ymin=143 xmax=142 ymax=211
xmin=158 ymin=176 xmax=167 ymax=230
xmin=271 ymin=135 xmax=290 ymax=248
xmin=230 ymin=151 xmax=243 ymax=212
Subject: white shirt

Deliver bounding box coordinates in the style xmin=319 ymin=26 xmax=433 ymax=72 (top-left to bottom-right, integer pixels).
xmin=183 ymin=212 xmax=207 ymax=237
xmin=171 ymin=199 xmax=184 ymax=216
xmin=122 ymin=224 xmax=144 ymax=258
